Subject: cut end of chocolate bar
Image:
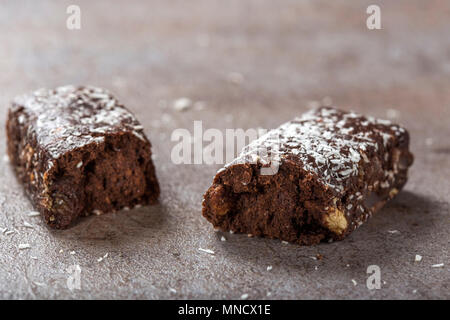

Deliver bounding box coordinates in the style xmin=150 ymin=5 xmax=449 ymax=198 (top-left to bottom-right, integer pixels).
xmin=6 ymin=85 xmax=160 ymax=229
xmin=203 ymin=163 xmax=339 ymax=245
xmin=202 ymin=107 xmax=414 ymax=245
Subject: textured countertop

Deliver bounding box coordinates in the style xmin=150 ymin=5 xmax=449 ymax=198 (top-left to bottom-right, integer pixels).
xmin=0 ymin=0 xmax=448 ymax=299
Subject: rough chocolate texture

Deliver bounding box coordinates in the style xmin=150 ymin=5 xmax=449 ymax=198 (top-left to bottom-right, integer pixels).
xmin=6 ymin=85 xmax=160 ymax=229
xmin=203 ymin=107 xmax=414 ymax=245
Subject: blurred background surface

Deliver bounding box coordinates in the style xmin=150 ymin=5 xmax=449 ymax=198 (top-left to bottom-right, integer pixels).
xmin=0 ymin=0 xmax=448 ymax=299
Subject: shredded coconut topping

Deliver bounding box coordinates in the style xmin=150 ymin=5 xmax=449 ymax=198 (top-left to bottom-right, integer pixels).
xmin=227 ymin=107 xmax=404 ymax=195
xmin=12 ymin=85 xmax=146 ymax=160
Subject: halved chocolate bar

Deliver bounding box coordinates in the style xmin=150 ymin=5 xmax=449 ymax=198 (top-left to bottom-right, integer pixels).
xmin=6 ymin=85 xmax=160 ymax=228
xmin=202 ymin=107 xmax=413 ymax=245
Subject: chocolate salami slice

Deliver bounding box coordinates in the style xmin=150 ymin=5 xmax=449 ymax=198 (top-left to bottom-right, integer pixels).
xmin=202 ymin=107 xmax=413 ymax=245
xmin=6 ymin=85 xmax=160 ymax=229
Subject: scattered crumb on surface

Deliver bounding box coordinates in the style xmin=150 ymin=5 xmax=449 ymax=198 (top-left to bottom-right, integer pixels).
xmin=267 ymin=265 xmax=273 ymax=271
xmin=33 ymin=281 xmax=45 ymax=287
xmin=281 ymin=241 xmax=288 ymax=245
xmin=351 ymin=279 xmax=357 ymax=286
xmin=240 ymin=293 xmax=249 ymax=300
xmin=198 ymin=248 xmax=215 ymax=255
xmin=18 ymin=243 xmax=31 ymax=250
xmin=388 ymin=230 xmax=400 ymax=234
xmin=173 ymin=97 xmax=192 ymax=112
xmin=70 ymin=251 xmax=76 ymax=255
xmin=27 ymin=211 xmax=40 ymax=217
xmin=23 ymin=221 xmax=33 ymax=228
xmin=97 ymin=253 xmax=109 ymax=262
xmin=169 ymin=287 xmax=177 ymax=293
xmin=415 ymin=254 xmax=422 ymax=262
xmin=431 ymin=263 xmax=444 ymax=268
xmin=220 ymin=236 xmax=226 ymax=242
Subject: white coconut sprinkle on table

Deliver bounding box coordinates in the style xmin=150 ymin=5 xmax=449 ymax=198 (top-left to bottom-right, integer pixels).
xmin=198 ymin=248 xmax=215 ymax=255
xmin=23 ymin=221 xmax=33 ymax=228
xmin=431 ymin=263 xmax=444 ymax=268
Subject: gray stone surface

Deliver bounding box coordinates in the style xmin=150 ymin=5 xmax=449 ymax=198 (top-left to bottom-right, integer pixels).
xmin=0 ymin=0 xmax=448 ymax=299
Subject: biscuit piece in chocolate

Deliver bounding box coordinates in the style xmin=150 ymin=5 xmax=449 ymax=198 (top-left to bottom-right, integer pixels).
xmin=6 ymin=86 xmax=160 ymax=229
xmin=202 ymin=107 xmax=413 ymax=245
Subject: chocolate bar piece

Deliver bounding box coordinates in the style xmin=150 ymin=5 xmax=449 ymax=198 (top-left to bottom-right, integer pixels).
xmin=6 ymin=86 xmax=160 ymax=229
xmin=202 ymin=107 xmax=413 ymax=245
